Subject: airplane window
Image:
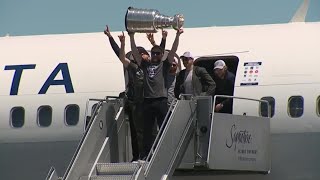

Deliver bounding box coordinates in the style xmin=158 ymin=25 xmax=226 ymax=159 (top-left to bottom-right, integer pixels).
xmin=38 ymin=106 xmax=52 ymax=127
xmin=65 ymin=104 xmax=79 ymax=126
xmin=288 ymin=96 xmax=304 ymax=118
xmin=260 ymin=97 xmax=275 ymax=118
xmin=10 ymin=107 xmax=25 ymax=128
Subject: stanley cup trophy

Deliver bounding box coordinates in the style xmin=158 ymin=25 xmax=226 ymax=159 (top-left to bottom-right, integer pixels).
xmin=125 ymin=7 xmax=184 ymax=33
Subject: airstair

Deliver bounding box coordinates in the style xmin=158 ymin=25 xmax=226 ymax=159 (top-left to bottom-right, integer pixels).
xmin=46 ymin=95 xmax=272 ymax=180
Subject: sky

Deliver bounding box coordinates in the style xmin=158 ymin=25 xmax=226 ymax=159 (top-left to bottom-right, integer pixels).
xmin=0 ymin=0 xmax=319 ymax=36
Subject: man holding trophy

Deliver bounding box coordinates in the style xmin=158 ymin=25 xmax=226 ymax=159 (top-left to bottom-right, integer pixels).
xmin=126 ymin=7 xmax=184 ymax=159
xmin=104 ymin=25 xmax=168 ymax=161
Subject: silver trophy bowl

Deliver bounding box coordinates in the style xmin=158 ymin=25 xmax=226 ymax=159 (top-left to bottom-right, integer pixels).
xmin=125 ymin=7 xmax=184 ymax=33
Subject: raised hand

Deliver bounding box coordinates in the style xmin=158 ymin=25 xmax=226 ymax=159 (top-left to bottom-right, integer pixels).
xmin=104 ymin=25 xmax=112 ymax=37
xmin=128 ymin=31 xmax=135 ymax=37
xmin=118 ymin=31 xmax=125 ymax=43
xmin=146 ymin=33 xmax=155 ymax=45
xmin=176 ymin=28 xmax=184 ymax=35
xmin=215 ymin=103 xmax=223 ymax=112
xmin=161 ymin=29 xmax=168 ymax=39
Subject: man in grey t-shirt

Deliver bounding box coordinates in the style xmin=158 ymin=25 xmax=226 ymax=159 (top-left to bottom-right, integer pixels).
xmin=129 ymin=29 xmax=183 ymax=158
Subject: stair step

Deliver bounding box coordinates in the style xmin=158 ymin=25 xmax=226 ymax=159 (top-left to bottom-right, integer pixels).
xmin=96 ymin=163 xmax=140 ymax=175
xmin=90 ymin=175 xmax=133 ymax=180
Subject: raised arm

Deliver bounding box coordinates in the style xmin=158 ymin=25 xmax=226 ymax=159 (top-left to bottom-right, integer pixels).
xmin=167 ymin=29 xmax=183 ymax=63
xmin=118 ymin=32 xmax=130 ymax=68
xmin=147 ymin=33 xmax=156 ymax=46
xmin=129 ymin=32 xmax=142 ymax=66
xmin=104 ymin=25 xmax=120 ymax=57
xmin=159 ymin=29 xmax=167 ymax=50
xmin=147 ymin=29 xmax=167 ymax=49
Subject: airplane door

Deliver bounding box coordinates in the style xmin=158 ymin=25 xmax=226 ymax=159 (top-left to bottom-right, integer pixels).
xmin=194 ymin=52 xmax=262 ymax=116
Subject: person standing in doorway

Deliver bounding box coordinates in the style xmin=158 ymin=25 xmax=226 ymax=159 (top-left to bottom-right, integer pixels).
xmin=213 ymin=60 xmax=235 ymax=114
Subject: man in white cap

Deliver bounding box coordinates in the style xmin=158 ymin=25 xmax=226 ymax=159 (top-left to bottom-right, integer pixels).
xmin=174 ymin=51 xmax=216 ymax=98
xmin=213 ymin=60 xmax=235 ymax=114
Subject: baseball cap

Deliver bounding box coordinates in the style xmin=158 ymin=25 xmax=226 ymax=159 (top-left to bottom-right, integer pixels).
xmin=180 ymin=51 xmax=194 ymax=60
xmin=214 ymin=60 xmax=226 ymax=70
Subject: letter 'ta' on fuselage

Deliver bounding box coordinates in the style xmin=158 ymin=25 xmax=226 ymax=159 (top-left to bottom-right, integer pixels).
xmin=5 ymin=63 xmax=74 ymax=95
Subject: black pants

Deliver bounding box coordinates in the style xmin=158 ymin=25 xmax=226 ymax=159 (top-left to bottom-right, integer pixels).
xmin=142 ymin=97 xmax=168 ymax=157
xmin=126 ymin=100 xmax=144 ymax=160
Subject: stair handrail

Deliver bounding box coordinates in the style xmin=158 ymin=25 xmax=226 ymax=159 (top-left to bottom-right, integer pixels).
xmin=63 ymin=98 xmax=106 ymax=180
xmin=212 ymin=95 xmax=271 ymax=118
xmin=145 ymin=98 xmax=178 ymax=163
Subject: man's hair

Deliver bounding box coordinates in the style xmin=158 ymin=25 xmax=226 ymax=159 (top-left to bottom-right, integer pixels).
xmin=137 ymin=46 xmax=149 ymax=55
xmin=151 ymin=45 xmax=164 ymax=53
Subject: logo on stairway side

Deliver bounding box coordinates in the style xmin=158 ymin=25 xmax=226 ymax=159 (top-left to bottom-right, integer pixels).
xmin=225 ymin=124 xmax=253 ymax=151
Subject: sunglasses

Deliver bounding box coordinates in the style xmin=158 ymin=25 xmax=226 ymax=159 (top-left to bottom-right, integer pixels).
xmin=151 ymin=51 xmax=161 ymax=56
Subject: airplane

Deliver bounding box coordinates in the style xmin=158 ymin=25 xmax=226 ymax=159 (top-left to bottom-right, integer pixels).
xmin=1 ymin=0 xmax=320 ymax=179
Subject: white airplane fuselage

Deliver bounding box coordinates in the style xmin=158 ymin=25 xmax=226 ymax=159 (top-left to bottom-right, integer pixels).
xmin=0 ymin=22 xmax=320 ymax=180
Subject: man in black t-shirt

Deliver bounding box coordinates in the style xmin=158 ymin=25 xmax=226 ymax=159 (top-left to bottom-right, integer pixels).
xmin=129 ymin=29 xmax=183 ymax=158
xmin=104 ymin=27 xmax=145 ymax=161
